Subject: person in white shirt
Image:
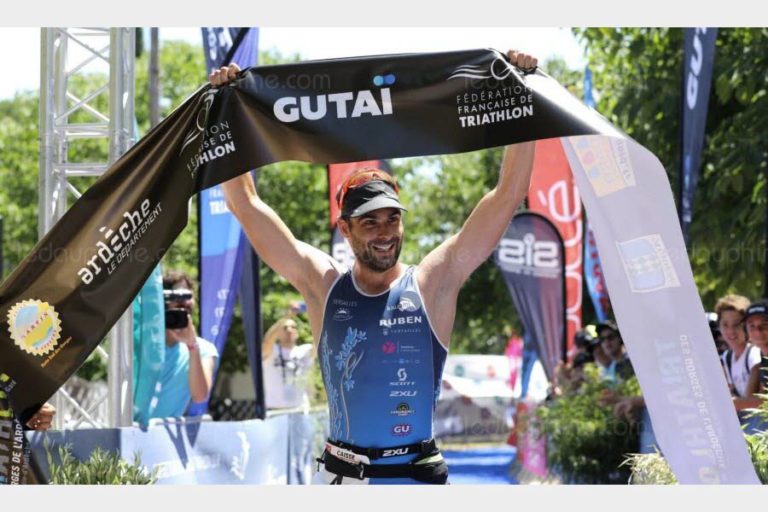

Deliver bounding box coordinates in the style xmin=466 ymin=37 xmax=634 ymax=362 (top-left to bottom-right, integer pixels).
xmin=262 ymin=316 xmax=314 ymax=410
xmin=715 ymin=294 xmax=761 ymax=402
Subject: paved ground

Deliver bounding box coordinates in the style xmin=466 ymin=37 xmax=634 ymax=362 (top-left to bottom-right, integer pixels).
xmin=442 ymin=445 xmax=518 ymax=485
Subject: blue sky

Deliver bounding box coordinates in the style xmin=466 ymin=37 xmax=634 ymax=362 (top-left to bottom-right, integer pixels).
xmin=0 ymin=27 xmax=586 ymax=99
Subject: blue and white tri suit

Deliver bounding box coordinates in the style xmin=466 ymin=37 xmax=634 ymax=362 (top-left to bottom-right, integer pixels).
xmin=316 ymin=265 xmax=448 ymax=484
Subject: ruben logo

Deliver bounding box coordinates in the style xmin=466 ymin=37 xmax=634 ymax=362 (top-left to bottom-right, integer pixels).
xmin=7 ymin=300 xmax=62 ymax=356
xmin=379 ymin=316 xmax=422 ymax=328
xmin=616 ymin=235 xmax=681 ymax=293
xmin=273 ymin=75 xmax=394 ymax=123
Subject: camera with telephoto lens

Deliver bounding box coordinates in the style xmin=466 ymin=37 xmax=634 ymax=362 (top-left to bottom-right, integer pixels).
xmin=163 ymin=289 xmax=193 ymax=330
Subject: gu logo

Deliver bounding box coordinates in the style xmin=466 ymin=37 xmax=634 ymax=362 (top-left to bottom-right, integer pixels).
xmin=392 ymin=424 xmax=411 ymax=436
xmin=616 ymin=235 xmax=680 ymax=293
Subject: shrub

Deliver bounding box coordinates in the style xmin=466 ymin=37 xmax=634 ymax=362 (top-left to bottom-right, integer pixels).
xmin=46 ymin=443 xmax=157 ymax=485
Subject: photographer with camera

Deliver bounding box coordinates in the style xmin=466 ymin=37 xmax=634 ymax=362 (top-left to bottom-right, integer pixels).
xmin=146 ymin=270 xmax=219 ymax=420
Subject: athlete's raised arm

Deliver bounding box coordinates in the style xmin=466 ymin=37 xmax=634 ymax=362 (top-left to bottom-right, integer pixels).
xmin=212 ymin=65 xmax=341 ymax=339
xmin=416 ymin=50 xmax=538 ymax=345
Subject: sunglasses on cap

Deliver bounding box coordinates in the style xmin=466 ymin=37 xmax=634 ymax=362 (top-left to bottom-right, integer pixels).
xmin=336 ymin=169 xmax=400 ymax=211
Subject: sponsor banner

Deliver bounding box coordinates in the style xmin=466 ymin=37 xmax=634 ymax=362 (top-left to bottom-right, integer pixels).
xmin=132 ymin=265 xmax=165 ymax=426
xmin=495 ymin=212 xmax=566 ymax=382
xmin=564 ymin=134 xmax=757 ymax=483
xmin=680 ymin=28 xmax=718 ymax=246
xmin=0 ymin=388 xmax=28 ymax=485
xmin=193 ymin=27 xmax=259 ymax=417
xmin=240 ymin=233 xmax=266 ymax=420
xmin=26 ymin=416 xmax=290 ymax=484
xmin=0 ymin=48 xmax=756 ymax=483
xmin=528 ymin=139 xmax=582 ymax=358
xmin=582 ymin=67 xmax=611 ymax=322
xmin=584 ymin=218 xmax=611 ymax=322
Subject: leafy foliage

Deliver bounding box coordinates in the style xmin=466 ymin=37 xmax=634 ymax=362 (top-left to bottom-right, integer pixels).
xmin=575 ymin=28 xmax=768 ymax=306
xmin=46 ymin=442 xmax=157 ymax=485
xmin=534 ymin=364 xmax=641 ymax=484
xmin=625 ymin=394 xmax=768 ymax=484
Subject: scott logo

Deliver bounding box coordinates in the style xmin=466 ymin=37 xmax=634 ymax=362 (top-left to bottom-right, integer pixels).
xmin=392 ymin=424 xmax=411 ymax=436
xmin=397 ymin=368 xmax=407 ymax=381
xmin=382 ymin=341 xmax=396 ymax=354
xmin=273 ymin=86 xmax=393 ymax=123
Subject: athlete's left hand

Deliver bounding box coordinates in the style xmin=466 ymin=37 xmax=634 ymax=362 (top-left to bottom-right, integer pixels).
xmin=26 ymin=402 xmax=56 ymax=431
xmin=507 ymin=49 xmax=538 ymax=72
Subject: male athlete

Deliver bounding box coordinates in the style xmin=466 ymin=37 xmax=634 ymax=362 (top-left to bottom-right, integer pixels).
xmin=211 ymin=49 xmax=537 ymax=484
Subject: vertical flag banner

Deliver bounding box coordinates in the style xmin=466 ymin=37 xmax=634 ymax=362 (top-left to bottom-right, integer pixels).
xmin=680 ymin=28 xmax=718 ymax=246
xmin=192 ymin=27 xmax=259 ymax=416
xmin=494 ymin=212 xmax=566 ymax=381
xmin=582 ymin=67 xmax=611 ymax=322
xmin=528 ymin=139 xmax=583 ymax=357
xmin=0 ymin=49 xmax=757 ymax=484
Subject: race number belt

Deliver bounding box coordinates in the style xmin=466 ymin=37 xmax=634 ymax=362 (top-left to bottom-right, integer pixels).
xmin=326 ymin=438 xmax=437 ymax=460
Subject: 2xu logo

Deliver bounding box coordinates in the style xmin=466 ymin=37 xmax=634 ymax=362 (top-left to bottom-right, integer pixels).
xmin=382 ymin=447 xmax=409 ymax=457
xmin=498 ymin=234 xmax=559 ymax=268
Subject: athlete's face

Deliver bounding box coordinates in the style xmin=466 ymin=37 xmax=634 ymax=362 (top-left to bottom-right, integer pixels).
xmin=718 ymin=309 xmax=747 ymax=351
xmin=341 ymin=208 xmax=404 ymax=273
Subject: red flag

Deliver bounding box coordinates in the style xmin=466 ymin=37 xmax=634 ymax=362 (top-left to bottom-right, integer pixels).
xmin=528 ymin=139 xmax=583 ymax=358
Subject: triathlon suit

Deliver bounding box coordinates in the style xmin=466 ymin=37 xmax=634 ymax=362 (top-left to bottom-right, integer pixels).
xmin=316 ymin=265 xmax=448 ymax=484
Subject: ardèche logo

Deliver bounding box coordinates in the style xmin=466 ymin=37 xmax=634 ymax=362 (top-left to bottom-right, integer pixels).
xmin=7 ymin=300 xmax=62 ymax=356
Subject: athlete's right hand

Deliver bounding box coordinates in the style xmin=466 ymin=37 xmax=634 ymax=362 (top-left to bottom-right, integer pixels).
xmin=209 ymin=63 xmax=241 ymax=87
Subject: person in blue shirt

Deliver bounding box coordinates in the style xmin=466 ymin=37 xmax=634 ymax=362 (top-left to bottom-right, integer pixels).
xmin=210 ymin=48 xmax=538 ymax=484
xmin=147 ymin=270 xmax=219 ymax=420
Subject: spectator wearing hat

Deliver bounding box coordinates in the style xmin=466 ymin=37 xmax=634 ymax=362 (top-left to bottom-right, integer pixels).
xmin=737 ymin=300 xmax=768 ymax=406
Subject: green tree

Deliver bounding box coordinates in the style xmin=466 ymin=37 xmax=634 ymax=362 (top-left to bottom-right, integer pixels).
xmin=575 ymin=28 xmax=768 ymax=307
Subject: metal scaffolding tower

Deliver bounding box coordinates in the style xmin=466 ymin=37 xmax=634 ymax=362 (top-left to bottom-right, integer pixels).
xmin=39 ymin=27 xmax=136 ymax=429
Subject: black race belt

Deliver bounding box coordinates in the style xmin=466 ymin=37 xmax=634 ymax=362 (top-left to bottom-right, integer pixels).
xmin=327 ymin=438 xmax=437 ymax=460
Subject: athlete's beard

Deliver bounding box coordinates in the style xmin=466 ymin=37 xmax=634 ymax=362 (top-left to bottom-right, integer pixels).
xmin=350 ymin=234 xmax=403 ymax=273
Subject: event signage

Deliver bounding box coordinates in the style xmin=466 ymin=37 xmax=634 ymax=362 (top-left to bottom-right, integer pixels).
xmin=495 ymin=212 xmax=565 ymax=381
xmin=680 ymin=28 xmax=718 ymax=246
xmin=0 ymin=48 xmax=757 ymax=484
